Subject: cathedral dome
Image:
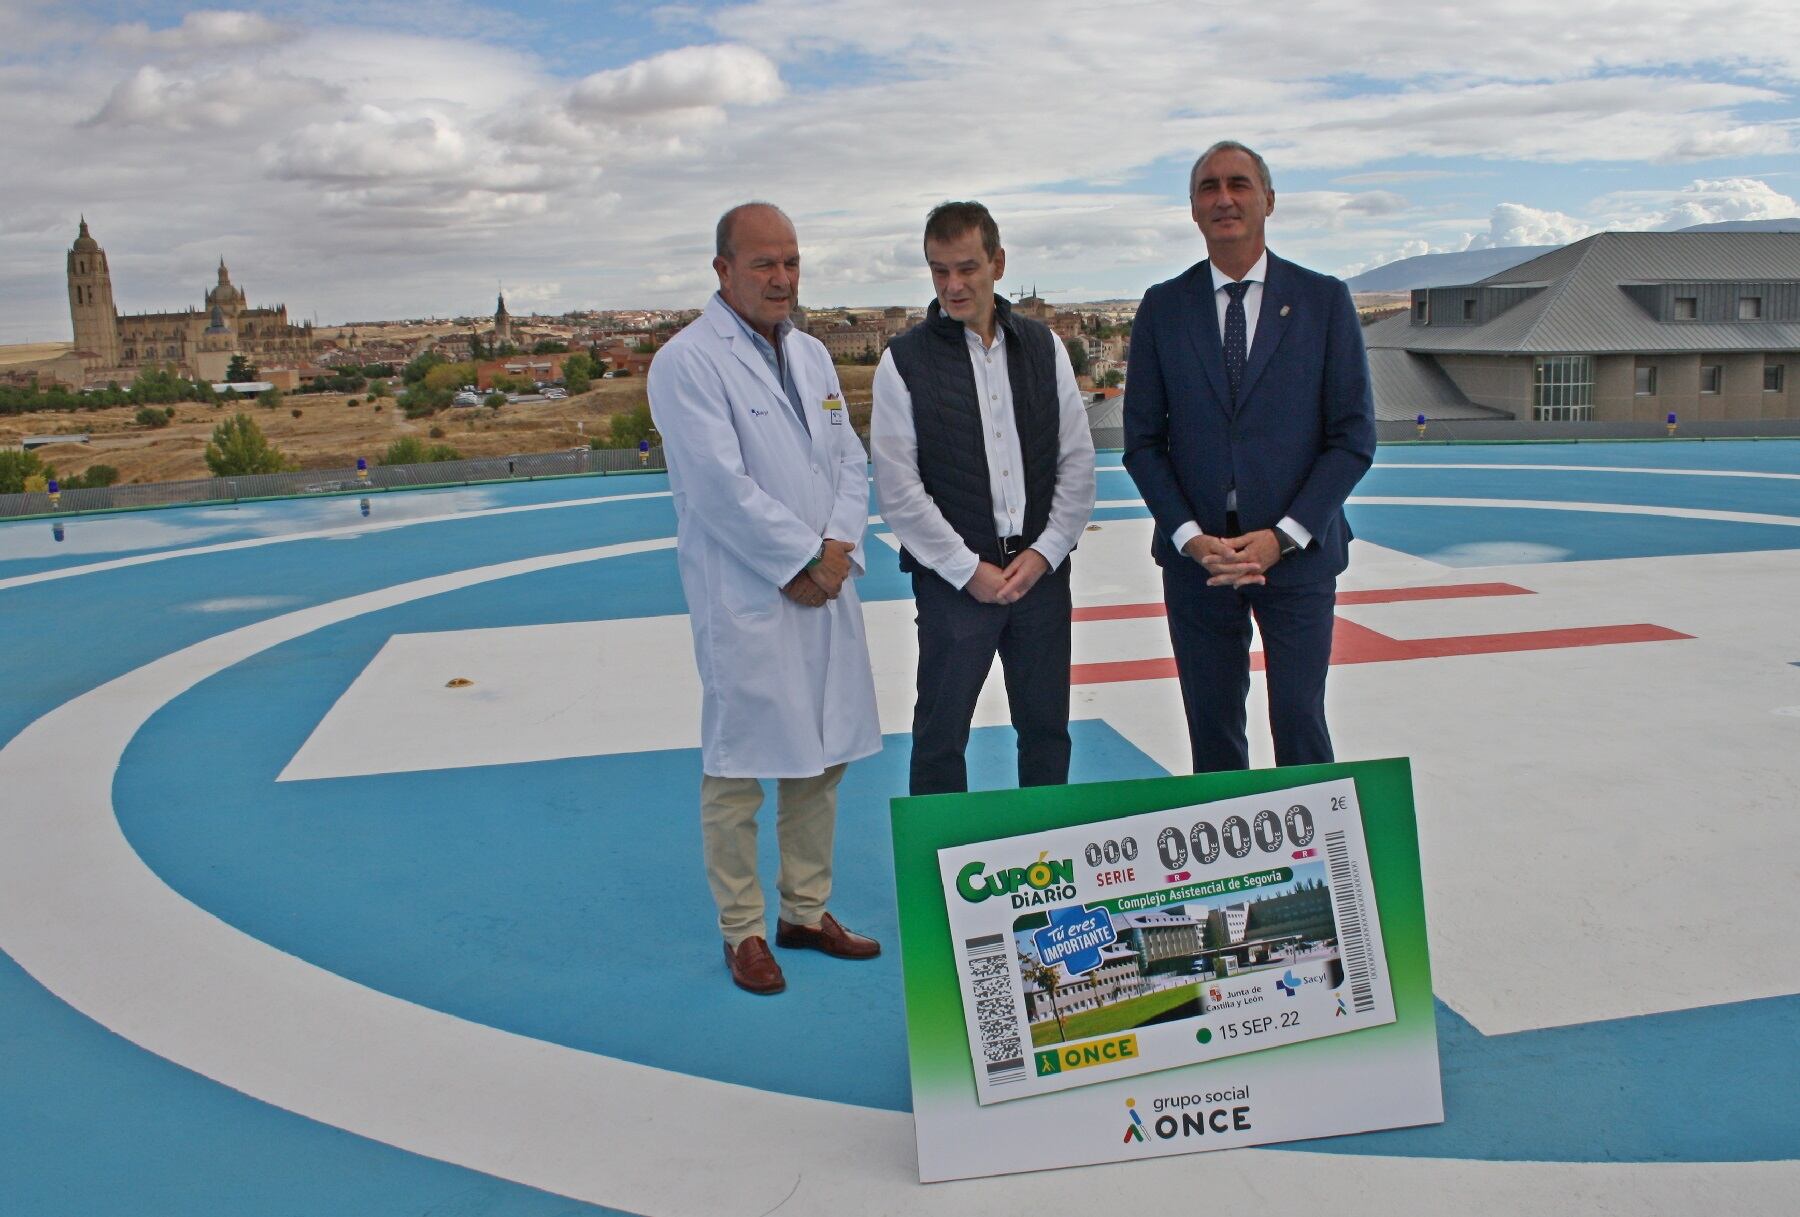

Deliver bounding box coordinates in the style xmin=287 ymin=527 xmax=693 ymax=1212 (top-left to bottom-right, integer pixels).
xmin=72 ymin=218 xmax=100 ymax=253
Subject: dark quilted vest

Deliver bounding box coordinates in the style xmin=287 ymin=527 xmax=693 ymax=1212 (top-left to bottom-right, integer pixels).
xmin=888 ymin=296 xmax=1061 ymax=573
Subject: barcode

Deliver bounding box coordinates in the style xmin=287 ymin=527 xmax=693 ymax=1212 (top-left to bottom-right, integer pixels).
xmin=964 ymin=933 xmax=1024 ymax=1084
xmin=1324 ymin=830 xmax=1377 ymax=1013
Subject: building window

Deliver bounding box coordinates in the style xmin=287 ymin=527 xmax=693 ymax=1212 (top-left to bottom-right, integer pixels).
xmin=1462 ymin=298 xmax=1475 ymax=320
xmin=1673 ymin=296 xmax=1698 ymax=320
xmin=1700 ymin=365 xmax=1721 ymax=394
xmin=1768 ymin=364 xmax=1786 ymax=392
xmin=1533 ymin=355 xmax=1594 ymax=421
xmin=1414 ymin=298 xmax=1428 ymax=323
xmin=1739 ymin=297 xmax=1763 ymax=320
xmin=1635 ymin=366 xmax=1657 ymax=396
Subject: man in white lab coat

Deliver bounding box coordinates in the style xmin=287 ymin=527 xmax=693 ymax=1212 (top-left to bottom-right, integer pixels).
xmin=648 ymin=202 xmax=883 ymax=995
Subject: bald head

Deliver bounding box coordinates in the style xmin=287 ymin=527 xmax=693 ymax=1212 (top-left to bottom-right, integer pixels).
xmin=715 ymin=201 xmax=795 ymax=260
xmin=712 ymin=202 xmax=801 ymax=342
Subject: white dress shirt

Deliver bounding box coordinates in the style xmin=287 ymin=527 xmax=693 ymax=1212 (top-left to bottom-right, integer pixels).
xmin=1169 ymin=250 xmax=1313 ymax=555
xmin=872 ymin=324 xmax=1096 ymax=591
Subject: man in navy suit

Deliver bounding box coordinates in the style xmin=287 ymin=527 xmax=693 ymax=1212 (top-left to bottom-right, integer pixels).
xmin=1123 ymin=141 xmax=1376 ymax=773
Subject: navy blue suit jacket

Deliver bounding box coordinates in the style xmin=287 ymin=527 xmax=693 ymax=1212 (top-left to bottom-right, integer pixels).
xmin=1122 ymin=251 xmax=1376 ymax=585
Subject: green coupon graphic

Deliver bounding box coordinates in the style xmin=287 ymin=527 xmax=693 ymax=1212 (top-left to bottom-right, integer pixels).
xmin=891 ymin=758 xmax=1443 ymax=1181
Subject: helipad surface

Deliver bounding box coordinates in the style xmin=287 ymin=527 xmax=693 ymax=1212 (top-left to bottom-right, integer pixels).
xmin=2 ymin=441 xmax=1796 ymax=1215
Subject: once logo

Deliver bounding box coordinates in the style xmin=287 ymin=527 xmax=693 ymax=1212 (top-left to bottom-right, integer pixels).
xmin=1122 ymin=1097 xmax=1147 ymax=1144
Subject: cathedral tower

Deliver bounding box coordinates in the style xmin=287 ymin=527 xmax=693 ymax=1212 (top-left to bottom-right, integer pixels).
xmin=67 ymin=218 xmax=121 ymax=368
xmin=494 ymin=290 xmax=512 ymax=346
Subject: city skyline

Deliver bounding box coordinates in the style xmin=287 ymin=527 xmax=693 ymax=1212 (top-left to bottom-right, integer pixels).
xmin=2 ymin=1 xmax=1797 ymax=343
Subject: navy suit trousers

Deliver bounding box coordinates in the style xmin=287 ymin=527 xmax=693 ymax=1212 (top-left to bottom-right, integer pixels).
xmin=909 ymin=562 xmax=1073 ymax=796
xmin=1162 ymin=556 xmax=1336 ymax=774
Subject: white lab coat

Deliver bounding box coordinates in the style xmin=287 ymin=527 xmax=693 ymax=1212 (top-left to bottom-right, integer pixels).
xmin=647 ymin=294 xmax=881 ymax=778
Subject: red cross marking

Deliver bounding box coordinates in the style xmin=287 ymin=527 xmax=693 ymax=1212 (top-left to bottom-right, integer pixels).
xmin=1069 ymin=582 xmax=1692 ymax=686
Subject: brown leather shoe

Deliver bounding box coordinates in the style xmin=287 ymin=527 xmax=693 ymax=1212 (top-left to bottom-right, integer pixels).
xmin=724 ymin=936 xmax=786 ymax=994
xmin=775 ymin=912 xmax=881 ymax=959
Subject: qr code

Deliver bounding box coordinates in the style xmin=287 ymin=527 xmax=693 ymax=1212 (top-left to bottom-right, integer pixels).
xmin=969 ymin=952 xmax=1009 ymax=979
xmin=979 ymin=1016 xmax=1021 ymax=1064
xmin=972 ymin=971 xmax=1009 ymax=1002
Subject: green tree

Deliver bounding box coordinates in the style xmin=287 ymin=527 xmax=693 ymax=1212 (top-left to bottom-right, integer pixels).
xmin=630 ymin=339 xmax=657 ymax=354
xmin=402 ymin=351 xmax=448 ymax=384
xmin=135 ymin=405 xmax=173 ymax=428
xmin=1100 ymin=368 xmax=1124 ymax=388
xmin=562 ymin=352 xmax=593 ymax=395
xmin=1018 ymin=953 xmax=1068 ymax=1043
xmin=484 ymin=392 xmax=507 ymax=409
xmin=399 ymin=384 xmax=453 ymax=419
xmin=607 ymin=403 xmax=654 ymax=448
xmin=0 ymin=448 xmax=51 ymax=494
xmin=62 ymin=464 xmax=120 ymax=490
xmin=379 ymin=436 xmax=462 ymax=465
xmin=257 ymin=387 xmax=283 ymax=408
xmin=225 ymin=353 xmax=258 ymax=383
xmin=1066 ymin=339 xmax=1090 ymax=377
xmin=533 ymin=339 xmax=569 ymax=354
xmin=422 ymin=362 xmax=477 ymax=394
xmin=204 ymin=412 xmax=292 ymax=476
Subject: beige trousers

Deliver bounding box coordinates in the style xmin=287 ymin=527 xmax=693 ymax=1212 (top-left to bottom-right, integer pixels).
xmin=700 ymin=763 xmax=845 ymax=947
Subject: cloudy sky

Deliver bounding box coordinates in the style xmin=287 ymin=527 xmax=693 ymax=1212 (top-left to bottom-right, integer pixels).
xmin=2 ymin=0 xmax=1797 ymax=341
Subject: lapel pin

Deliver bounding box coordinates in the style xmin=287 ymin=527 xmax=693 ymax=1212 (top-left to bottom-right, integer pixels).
xmin=1280 ymin=304 xmax=1291 ymax=317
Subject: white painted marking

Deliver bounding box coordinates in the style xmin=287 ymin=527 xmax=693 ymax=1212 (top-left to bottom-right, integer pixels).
xmin=183 ymin=595 xmax=303 ymax=613
xmin=0 ymin=491 xmax=673 ymax=592
xmin=1349 ymin=496 xmax=1800 ymax=528
xmin=1100 ymin=462 xmax=1800 ymax=481
xmin=1373 ymin=462 xmax=1800 ymax=481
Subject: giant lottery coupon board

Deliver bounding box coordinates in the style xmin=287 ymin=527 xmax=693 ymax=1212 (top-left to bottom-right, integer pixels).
xmin=890 ymin=759 xmax=1442 ymax=1181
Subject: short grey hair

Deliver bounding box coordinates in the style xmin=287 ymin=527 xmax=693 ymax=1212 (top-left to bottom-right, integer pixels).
xmin=1188 ymin=141 xmax=1273 ymax=198
xmin=715 ymin=201 xmax=794 ymax=259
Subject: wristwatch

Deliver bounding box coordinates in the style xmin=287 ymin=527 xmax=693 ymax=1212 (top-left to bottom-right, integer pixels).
xmin=1272 ymin=526 xmax=1301 ymax=558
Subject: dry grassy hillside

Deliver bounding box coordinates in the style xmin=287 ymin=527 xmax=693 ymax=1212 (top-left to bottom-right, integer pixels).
xmin=5 ymin=363 xmax=878 ymax=485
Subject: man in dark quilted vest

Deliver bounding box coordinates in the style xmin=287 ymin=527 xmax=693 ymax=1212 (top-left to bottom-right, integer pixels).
xmin=872 ymin=201 xmax=1096 ymax=796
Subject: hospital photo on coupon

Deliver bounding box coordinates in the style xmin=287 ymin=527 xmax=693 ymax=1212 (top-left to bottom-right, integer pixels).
xmin=1012 ymin=859 xmax=1345 ymax=1053
xmin=942 ymin=779 xmax=1398 ymax=1103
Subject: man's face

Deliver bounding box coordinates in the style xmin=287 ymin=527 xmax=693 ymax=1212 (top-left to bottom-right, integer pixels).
xmin=1190 ymin=149 xmax=1274 ymax=255
xmin=713 ymin=206 xmax=800 ymax=336
xmin=925 ymin=227 xmax=1005 ymax=331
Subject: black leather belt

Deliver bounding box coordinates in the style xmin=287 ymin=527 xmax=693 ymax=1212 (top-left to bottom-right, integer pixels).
xmin=997 ymin=534 xmax=1027 ymax=563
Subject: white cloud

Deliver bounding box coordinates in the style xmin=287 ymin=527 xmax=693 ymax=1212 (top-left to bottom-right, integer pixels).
xmin=88 ymin=65 xmax=340 ymax=131
xmin=107 ymin=11 xmax=293 ymax=53
xmin=566 ymin=44 xmax=783 ymax=126
xmin=270 ymin=105 xmax=474 ymax=184
xmin=1465 ymin=202 xmax=1594 ymax=249
xmin=1584 ymin=177 xmax=1800 ymax=234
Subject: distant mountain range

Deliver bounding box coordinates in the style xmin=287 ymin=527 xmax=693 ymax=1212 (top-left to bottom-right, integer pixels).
xmin=1345 ymin=217 xmax=1800 ymax=293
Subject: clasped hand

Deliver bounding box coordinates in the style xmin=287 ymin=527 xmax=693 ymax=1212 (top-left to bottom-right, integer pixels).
xmin=1184 ymin=530 xmax=1282 ymax=587
xmin=965 ymin=549 xmax=1050 ymax=605
xmin=783 ymin=538 xmax=855 ymax=607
